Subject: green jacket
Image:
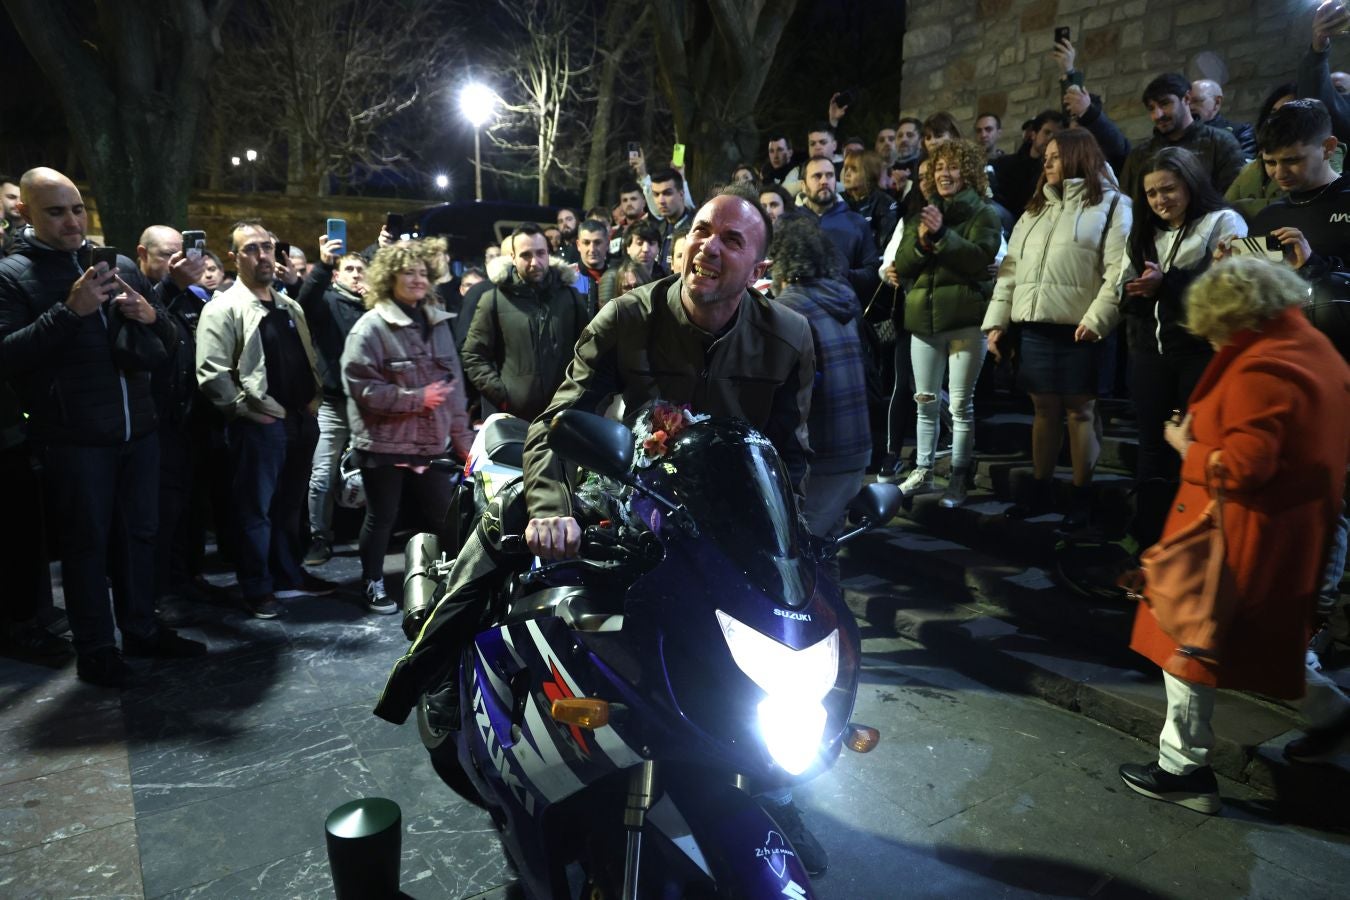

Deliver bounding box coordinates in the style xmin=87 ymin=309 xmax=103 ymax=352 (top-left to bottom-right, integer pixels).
xmin=893 ymin=188 xmax=1002 ymax=335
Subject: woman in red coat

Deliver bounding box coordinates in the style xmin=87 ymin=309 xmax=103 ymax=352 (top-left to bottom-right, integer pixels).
xmin=1119 ymin=256 xmax=1350 ymax=814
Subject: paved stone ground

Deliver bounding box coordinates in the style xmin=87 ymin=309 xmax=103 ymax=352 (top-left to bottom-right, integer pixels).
xmin=2 ymin=541 xmax=1349 ymax=899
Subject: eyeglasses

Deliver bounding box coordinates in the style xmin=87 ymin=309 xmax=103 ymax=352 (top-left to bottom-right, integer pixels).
xmin=237 ymin=241 xmax=275 ymax=256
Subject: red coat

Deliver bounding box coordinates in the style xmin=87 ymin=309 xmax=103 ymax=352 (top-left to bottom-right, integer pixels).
xmin=1130 ymin=308 xmax=1350 ymax=698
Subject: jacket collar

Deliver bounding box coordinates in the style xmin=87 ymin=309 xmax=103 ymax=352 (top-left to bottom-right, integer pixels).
xmin=372 ymin=298 xmax=451 ymax=328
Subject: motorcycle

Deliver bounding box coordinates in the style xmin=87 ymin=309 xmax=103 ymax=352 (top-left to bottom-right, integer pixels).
xmin=402 ymin=407 xmax=900 ymax=899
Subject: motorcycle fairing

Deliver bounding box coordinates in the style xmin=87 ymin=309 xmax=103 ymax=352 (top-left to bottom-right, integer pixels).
xmin=642 ymin=778 xmax=818 ymax=899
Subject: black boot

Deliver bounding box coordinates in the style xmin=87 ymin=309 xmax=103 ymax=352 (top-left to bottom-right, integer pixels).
xmin=939 ymin=467 xmax=970 ymax=509
xmin=1006 ymin=477 xmax=1052 ymax=519
xmin=1060 ymin=485 xmax=1094 ymax=531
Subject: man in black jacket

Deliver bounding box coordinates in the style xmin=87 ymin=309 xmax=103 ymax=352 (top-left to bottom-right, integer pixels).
xmin=0 ymin=168 xmax=206 ymax=687
xmin=461 ymin=223 xmax=590 ymax=421
xmin=136 ymin=225 xmax=207 ymax=610
xmin=297 ymin=236 xmax=369 ymax=565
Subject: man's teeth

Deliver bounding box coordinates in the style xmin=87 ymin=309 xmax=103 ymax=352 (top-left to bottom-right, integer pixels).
xmin=693 ymin=263 xmax=718 ymax=278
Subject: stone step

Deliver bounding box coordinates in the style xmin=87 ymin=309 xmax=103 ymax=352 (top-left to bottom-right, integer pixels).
xmin=840 ymin=523 xmax=1350 ymax=820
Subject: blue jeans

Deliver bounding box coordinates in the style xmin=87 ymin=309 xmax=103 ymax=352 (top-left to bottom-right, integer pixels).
xmin=43 ymin=435 xmax=161 ymax=654
xmin=227 ymin=413 xmax=318 ymax=599
xmin=307 ymin=398 xmax=351 ymax=543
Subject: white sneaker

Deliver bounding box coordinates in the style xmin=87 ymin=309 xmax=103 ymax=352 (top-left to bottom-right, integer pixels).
xmin=366 ymin=579 xmax=396 ymax=615
xmin=899 ymin=466 xmax=936 ymax=497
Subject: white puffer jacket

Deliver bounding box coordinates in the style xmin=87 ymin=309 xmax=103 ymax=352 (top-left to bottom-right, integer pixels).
xmin=981 ymin=177 xmax=1132 ymax=338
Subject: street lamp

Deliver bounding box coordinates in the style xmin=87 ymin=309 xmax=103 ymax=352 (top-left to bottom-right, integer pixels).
xmin=434 ymin=173 xmax=450 ymax=192
xmin=459 ymin=83 xmax=497 ymax=202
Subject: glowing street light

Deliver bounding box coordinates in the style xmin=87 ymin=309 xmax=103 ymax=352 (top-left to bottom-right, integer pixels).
xmin=245 ymin=148 xmax=258 ymax=163
xmin=459 ymin=83 xmax=498 ymax=202
xmin=230 ymin=156 xmax=241 ymax=167
xmin=434 ymin=173 xmax=450 ymax=191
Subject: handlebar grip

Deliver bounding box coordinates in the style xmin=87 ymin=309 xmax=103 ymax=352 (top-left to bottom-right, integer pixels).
xmin=499 ymin=534 xmax=527 ymax=554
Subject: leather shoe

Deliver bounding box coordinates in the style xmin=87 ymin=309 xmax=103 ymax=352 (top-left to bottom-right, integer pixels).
xmin=1283 ymin=710 xmax=1350 ymax=763
xmin=77 ymin=647 xmax=132 ymax=689
xmin=1118 ymin=761 xmax=1220 ymax=814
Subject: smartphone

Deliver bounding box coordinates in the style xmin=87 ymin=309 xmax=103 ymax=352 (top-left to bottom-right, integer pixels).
xmin=326 ymin=218 xmax=347 ymax=256
xmin=671 ymin=143 xmax=686 ymax=168
xmin=1229 ymin=235 xmax=1284 ymax=262
xmin=1265 ymin=234 xmax=1283 ymax=252
xmin=182 ymin=229 xmax=207 ymax=260
xmin=275 ymin=241 xmax=291 ymax=263
xmin=834 ymin=89 xmax=854 ymax=109
xmin=1054 ymin=26 xmax=1071 ymax=46
xmin=385 ymin=212 xmax=404 ymax=235
xmin=627 ymin=142 xmax=640 ymax=161
xmin=78 ymin=246 xmax=119 ymax=271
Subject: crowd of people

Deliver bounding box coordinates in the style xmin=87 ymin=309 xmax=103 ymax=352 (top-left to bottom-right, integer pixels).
xmin=2 ymin=1 xmax=1350 ymax=858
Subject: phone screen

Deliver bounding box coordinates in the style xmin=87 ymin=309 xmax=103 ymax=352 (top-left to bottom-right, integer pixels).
xmin=182 ymin=230 xmax=207 ymax=260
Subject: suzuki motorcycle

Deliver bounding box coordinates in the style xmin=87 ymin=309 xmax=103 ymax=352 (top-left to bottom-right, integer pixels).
xmin=402 ymin=409 xmax=899 ymax=899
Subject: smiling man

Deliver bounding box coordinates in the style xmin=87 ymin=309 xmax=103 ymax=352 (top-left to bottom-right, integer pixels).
xmin=1115 ymin=73 xmax=1246 ymax=197
xmin=371 ymin=188 xmax=815 ymax=757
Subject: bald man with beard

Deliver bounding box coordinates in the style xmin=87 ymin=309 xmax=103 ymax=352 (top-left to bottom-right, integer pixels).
xmin=0 ymin=168 xmax=206 ymax=687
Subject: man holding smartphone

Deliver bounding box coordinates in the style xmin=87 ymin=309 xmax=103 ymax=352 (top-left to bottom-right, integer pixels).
xmin=0 ymin=168 xmax=206 ymax=687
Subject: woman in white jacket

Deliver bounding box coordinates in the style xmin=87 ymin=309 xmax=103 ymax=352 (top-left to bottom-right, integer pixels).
xmin=1121 ymin=146 xmax=1247 ymax=547
xmin=982 ymin=128 xmax=1132 ymax=526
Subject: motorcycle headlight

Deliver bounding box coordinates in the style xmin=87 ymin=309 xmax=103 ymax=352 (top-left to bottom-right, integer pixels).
xmin=715 ymin=610 xmax=840 ymax=775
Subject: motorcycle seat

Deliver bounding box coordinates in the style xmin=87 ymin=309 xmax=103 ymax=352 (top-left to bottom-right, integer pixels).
xmin=481 ymin=415 xmax=529 ymax=469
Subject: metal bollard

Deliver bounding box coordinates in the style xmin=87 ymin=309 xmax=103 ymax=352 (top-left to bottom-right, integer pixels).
xmin=325 ymin=797 xmax=402 ymax=899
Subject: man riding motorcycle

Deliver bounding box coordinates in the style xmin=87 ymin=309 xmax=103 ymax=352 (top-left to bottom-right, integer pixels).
xmin=374 ymin=188 xmax=830 ymax=868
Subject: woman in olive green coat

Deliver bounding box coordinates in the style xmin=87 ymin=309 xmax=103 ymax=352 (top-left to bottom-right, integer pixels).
xmin=893 ymin=139 xmax=1003 ymax=506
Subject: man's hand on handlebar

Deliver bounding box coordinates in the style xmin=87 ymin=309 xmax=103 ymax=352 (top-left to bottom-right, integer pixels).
xmin=525 ymin=516 xmax=582 ymax=560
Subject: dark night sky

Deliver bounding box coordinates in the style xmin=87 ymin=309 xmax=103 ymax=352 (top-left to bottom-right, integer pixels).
xmin=0 ymin=1 xmax=908 ymax=199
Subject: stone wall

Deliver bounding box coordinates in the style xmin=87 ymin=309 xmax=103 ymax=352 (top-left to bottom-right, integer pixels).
xmin=902 ymin=0 xmax=1319 ymax=155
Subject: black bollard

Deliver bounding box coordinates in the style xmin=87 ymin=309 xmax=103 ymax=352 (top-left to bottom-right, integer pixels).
xmin=325 ymin=797 xmax=402 ymax=899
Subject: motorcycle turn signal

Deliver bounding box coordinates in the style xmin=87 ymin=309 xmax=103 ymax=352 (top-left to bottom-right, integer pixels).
xmin=551 ymin=698 xmax=610 ymax=730
xmin=845 ymin=723 xmax=881 ymax=753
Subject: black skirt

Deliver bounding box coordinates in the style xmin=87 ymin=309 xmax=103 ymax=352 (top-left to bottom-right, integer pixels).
xmin=1016 ymin=323 xmax=1102 ymax=395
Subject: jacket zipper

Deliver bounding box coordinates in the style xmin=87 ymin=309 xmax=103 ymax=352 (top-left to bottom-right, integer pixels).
xmin=1029 ymin=203 xmax=1063 ymax=322
xmin=72 ymin=250 xmax=133 ymax=441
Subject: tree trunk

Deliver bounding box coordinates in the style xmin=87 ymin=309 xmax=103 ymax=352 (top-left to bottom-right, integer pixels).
xmin=583 ymin=1 xmax=640 ymax=211
xmin=649 ymin=0 xmax=798 ymax=201
xmin=286 ymin=132 xmax=307 ymax=197
xmin=3 ymin=0 xmax=230 ymax=250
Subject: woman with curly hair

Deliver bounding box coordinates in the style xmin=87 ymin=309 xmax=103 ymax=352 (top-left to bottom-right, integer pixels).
xmin=1120 ymin=256 xmax=1350 ymax=811
xmin=892 ymin=139 xmax=1003 ymax=506
xmin=341 ymin=238 xmax=476 ymax=613
xmin=982 ymin=128 xmax=1132 ymax=527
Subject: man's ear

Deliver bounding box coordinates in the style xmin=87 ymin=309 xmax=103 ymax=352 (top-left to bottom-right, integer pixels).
xmin=751 ymin=258 xmax=770 ymax=284
xmin=1324 ymin=135 xmax=1340 ymax=160
xmin=15 ymin=200 xmax=28 ymax=222
xmin=136 ymin=244 xmax=149 ymax=264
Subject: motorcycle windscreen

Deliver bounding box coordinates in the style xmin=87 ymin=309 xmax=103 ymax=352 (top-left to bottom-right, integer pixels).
xmin=653 ymin=420 xmax=815 ymax=609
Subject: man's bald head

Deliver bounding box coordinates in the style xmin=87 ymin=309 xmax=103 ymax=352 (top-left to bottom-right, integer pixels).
xmin=1189 ymin=79 xmax=1224 ymax=123
xmin=137 ymin=225 xmax=183 ymax=282
xmin=17 ymin=167 xmax=86 ymax=252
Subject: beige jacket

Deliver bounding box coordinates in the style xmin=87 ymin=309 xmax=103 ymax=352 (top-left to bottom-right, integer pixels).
xmin=195 ymin=280 xmax=322 ymax=421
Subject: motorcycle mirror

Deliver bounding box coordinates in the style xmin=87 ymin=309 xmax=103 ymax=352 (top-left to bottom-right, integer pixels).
xmin=847 ymin=482 xmax=902 ymax=524
xmin=548 ymin=410 xmax=636 ymax=483
xmin=827 ymin=482 xmax=902 ymax=553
